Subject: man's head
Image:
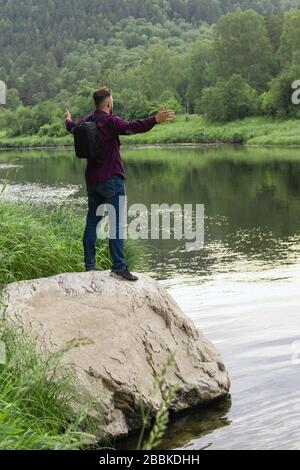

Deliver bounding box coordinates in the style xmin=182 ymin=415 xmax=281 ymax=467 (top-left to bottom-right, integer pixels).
xmin=93 ymin=87 xmax=113 ymax=114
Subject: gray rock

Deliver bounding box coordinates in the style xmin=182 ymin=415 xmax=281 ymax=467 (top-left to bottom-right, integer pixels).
xmin=2 ymin=272 xmax=230 ymax=438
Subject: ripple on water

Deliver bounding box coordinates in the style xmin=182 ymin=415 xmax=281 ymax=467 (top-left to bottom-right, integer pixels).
xmin=0 ymin=164 xmax=23 ymax=170
xmin=163 ymin=263 xmax=300 ymax=450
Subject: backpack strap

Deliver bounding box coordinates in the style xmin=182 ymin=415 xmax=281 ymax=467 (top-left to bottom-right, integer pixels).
xmin=92 ymin=112 xmax=107 ymax=124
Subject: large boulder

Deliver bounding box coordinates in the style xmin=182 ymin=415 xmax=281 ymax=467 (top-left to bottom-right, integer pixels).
xmin=2 ymin=272 xmax=230 ymax=438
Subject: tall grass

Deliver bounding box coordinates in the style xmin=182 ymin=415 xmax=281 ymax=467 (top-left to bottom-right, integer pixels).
xmin=0 ymin=316 xmax=102 ymax=450
xmin=138 ymin=353 xmax=179 ymax=451
xmin=0 ymin=202 xmax=144 ymax=286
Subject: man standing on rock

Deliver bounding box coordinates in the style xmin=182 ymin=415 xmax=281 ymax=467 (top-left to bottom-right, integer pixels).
xmin=65 ymin=87 xmax=174 ymax=281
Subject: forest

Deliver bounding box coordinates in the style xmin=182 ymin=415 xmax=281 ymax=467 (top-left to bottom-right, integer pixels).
xmin=1 ymin=0 xmax=300 ymax=141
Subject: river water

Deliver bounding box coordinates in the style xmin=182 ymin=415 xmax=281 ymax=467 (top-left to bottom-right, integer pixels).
xmin=1 ymin=146 xmax=300 ymax=450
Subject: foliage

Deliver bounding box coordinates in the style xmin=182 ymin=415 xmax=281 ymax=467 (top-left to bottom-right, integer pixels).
xmin=201 ymin=75 xmax=259 ymax=122
xmin=279 ymin=8 xmax=300 ymax=67
xmin=0 ymin=0 xmax=300 ymax=137
xmin=0 ymin=202 xmax=144 ymax=287
xmin=3 ymin=114 xmax=300 ymax=146
xmin=0 ymin=317 xmax=101 ymax=450
xmin=214 ymin=8 xmax=274 ymax=92
xmin=261 ymin=65 xmax=300 ymax=117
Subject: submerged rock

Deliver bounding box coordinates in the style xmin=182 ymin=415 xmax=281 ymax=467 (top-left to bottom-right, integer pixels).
xmin=3 ymin=272 xmax=230 ymax=438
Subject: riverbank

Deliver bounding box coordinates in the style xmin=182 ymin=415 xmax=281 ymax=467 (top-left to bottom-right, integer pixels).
xmin=0 ymin=202 xmax=143 ymax=286
xmin=1 ymin=116 xmax=300 ymax=149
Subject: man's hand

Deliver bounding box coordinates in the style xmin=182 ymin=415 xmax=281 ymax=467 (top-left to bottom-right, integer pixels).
xmin=155 ymin=109 xmax=175 ymax=124
xmin=65 ymin=108 xmax=72 ymax=121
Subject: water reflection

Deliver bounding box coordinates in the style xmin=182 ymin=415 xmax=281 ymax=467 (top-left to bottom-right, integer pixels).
xmin=117 ymin=397 xmax=232 ymax=450
xmin=168 ymin=263 xmax=300 ymax=450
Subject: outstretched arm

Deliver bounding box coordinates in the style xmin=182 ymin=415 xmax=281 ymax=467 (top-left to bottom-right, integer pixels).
xmin=65 ymin=108 xmax=92 ymax=134
xmin=111 ymin=109 xmax=174 ymax=136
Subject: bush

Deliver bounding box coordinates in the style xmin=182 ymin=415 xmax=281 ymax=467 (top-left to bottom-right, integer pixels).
xmin=260 ymin=91 xmax=277 ymax=117
xmin=201 ymin=74 xmax=259 ymax=122
xmin=38 ymin=119 xmax=67 ymax=138
xmin=262 ymin=65 xmax=300 ymax=118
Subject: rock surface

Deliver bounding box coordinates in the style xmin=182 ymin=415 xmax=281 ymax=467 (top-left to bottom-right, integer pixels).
xmin=3 ymin=272 xmax=230 ymax=438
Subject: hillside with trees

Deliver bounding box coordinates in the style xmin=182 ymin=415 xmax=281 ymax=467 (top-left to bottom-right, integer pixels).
xmin=0 ymin=0 xmax=300 ymax=141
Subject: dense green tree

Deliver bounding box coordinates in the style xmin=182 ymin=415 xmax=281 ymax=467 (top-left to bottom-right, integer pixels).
xmin=279 ymin=9 xmax=300 ymax=67
xmin=5 ymin=89 xmax=22 ymax=110
xmin=214 ymin=8 xmax=274 ymax=91
xmin=220 ymin=0 xmax=300 ymax=13
xmin=0 ymin=0 xmax=300 ymax=136
xmin=261 ymin=65 xmax=300 ymax=117
xmin=201 ymin=74 xmax=259 ymax=121
xmin=186 ymin=40 xmax=216 ymax=113
xmin=0 ymin=0 xmax=213 ymax=105
xmin=264 ymin=11 xmax=284 ymax=53
xmin=138 ymin=45 xmax=181 ymax=101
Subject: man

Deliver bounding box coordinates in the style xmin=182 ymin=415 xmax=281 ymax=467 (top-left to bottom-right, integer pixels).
xmin=65 ymin=86 xmax=174 ymax=281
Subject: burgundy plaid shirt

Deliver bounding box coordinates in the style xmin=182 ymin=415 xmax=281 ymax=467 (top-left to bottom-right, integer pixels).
xmin=66 ymin=109 xmax=157 ymax=184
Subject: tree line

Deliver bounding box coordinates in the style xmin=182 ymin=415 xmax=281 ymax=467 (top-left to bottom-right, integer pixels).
xmin=0 ymin=0 xmax=300 ymax=138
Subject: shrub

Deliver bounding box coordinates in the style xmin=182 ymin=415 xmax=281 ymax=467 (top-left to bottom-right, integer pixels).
xmin=262 ymin=65 xmax=300 ymax=118
xmin=201 ymin=74 xmax=259 ymax=122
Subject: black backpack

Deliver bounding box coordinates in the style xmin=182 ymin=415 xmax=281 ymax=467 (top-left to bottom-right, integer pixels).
xmin=73 ymin=112 xmax=106 ymax=160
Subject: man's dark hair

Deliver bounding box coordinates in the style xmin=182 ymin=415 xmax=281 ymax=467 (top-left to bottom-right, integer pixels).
xmin=93 ymin=87 xmax=112 ymax=108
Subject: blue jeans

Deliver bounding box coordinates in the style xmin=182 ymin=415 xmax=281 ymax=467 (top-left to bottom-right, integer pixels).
xmin=83 ymin=175 xmax=127 ymax=272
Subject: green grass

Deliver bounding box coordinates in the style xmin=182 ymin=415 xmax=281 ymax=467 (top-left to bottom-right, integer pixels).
xmin=124 ymin=115 xmax=300 ymax=146
xmin=0 ymin=134 xmax=72 ymax=148
xmin=0 ymin=317 xmax=103 ymax=450
xmin=0 ymin=202 xmax=143 ymax=287
xmin=1 ymin=115 xmax=300 ymax=148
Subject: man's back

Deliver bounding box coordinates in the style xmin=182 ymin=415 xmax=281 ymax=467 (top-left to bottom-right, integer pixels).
xmin=64 ymin=86 xmax=174 ymax=280
xmin=66 ymin=110 xmax=157 ymax=184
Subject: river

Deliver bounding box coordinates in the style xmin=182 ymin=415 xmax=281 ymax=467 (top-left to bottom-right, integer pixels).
xmin=1 ymin=145 xmax=300 ymax=450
